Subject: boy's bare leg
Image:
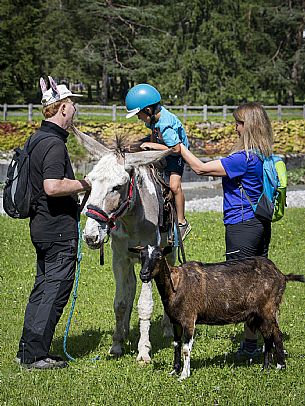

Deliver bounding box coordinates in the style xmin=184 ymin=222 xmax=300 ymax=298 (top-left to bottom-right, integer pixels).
xmin=169 ymin=173 xmax=185 ymax=224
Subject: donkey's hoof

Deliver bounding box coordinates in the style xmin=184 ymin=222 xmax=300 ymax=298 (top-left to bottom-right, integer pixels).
xmin=178 ymin=373 xmax=189 ymax=381
xmin=136 ymin=353 xmax=151 ymax=363
xmin=109 ymin=344 xmax=123 ymax=358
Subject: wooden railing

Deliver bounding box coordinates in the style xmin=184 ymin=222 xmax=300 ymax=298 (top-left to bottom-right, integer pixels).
xmin=1 ymin=103 xmax=305 ymax=122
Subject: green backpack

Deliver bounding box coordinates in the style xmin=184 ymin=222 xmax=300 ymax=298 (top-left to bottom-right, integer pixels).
xmin=272 ymin=158 xmax=287 ymax=222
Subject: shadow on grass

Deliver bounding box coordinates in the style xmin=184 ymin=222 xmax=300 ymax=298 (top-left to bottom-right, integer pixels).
xmin=52 ymin=328 xmax=106 ymax=358
xmin=152 ymin=328 xmax=291 ymax=372
xmin=50 ymin=316 xmax=171 ymax=360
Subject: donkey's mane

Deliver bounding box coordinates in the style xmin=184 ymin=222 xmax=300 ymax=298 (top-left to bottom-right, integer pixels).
xmin=108 ymin=134 xmax=129 ymax=156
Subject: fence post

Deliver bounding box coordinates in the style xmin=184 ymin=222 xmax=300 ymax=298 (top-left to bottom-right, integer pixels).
xmin=223 ymin=105 xmax=227 ymax=121
xmin=75 ymin=103 xmax=79 ymax=120
xmin=3 ymin=103 xmax=7 ymax=121
xmin=303 ymin=105 xmax=305 ymax=119
xmin=277 ymin=105 xmax=282 ymax=121
xmin=183 ymin=105 xmax=187 ymax=123
xmin=28 ymin=103 xmax=33 ymax=122
xmin=203 ymin=105 xmax=207 ymax=121
xmin=112 ymin=105 xmax=117 ymax=121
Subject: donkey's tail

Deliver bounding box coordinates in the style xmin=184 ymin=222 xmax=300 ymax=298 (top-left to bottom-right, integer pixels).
xmin=285 ymin=274 xmax=305 ymax=283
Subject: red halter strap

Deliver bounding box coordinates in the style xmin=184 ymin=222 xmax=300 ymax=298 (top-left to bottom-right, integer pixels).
xmin=86 ymin=176 xmax=135 ymax=229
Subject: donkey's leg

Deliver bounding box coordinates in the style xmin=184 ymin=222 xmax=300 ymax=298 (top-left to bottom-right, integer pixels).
xmin=123 ymin=263 xmax=137 ymax=339
xmin=109 ymin=257 xmax=131 ymax=357
xmin=160 ymin=237 xmax=175 ymax=338
xmin=179 ymin=321 xmax=195 ymax=381
xmin=137 ymin=281 xmax=153 ymax=363
xmin=161 ymin=311 xmax=174 ymax=338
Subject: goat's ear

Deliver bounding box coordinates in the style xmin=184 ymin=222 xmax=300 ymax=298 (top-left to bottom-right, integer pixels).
xmin=128 ymin=246 xmax=144 ymax=254
xmin=162 ymin=246 xmax=173 ymax=256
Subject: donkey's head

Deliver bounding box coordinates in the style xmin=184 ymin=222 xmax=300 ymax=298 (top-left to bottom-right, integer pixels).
xmin=71 ymin=125 xmax=170 ymax=249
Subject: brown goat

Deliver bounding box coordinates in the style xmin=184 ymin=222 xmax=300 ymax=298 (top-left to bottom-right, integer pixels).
xmin=130 ymin=245 xmax=305 ymax=380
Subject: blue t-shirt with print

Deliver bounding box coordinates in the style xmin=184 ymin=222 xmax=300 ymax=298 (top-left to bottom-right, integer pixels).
xmin=220 ymin=151 xmax=263 ymax=225
xmin=146 ymin=106 xmax=189 ymax=148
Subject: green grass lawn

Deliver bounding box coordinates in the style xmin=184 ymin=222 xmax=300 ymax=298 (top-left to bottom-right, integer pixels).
xmin=0 ymin=210 xmax=305 ymax=405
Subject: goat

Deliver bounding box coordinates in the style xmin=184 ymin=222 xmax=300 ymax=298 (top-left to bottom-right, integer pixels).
xmin=129 ymin=245 xmax=305 ymax=380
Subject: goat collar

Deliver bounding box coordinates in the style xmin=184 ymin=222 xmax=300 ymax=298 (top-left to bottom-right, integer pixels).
xmin=86 ymin=175 xmax=136 ymax=230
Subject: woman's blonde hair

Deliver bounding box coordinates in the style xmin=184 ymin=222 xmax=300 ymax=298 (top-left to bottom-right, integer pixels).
xmin=232 ymin=102 xmax=273 ymax=157
xmin=42 ymin=97 xmax=71 ymax=119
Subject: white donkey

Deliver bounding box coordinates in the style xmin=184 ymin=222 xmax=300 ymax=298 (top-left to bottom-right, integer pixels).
xmin=72 ymin=126 xmax=174 ymax=362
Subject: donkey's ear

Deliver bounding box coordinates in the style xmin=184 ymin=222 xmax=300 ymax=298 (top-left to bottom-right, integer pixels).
xmin=40 ymin=77 xmax=48 ymax=93
xmin=128 ymin=246 xmax=144 ymax=254
xmin=124 ymin=149 xmax=171 ymax=170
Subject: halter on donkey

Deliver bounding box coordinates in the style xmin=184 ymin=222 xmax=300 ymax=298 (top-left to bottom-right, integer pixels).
xmin=71 ymin=125 xmax=175 ymax=362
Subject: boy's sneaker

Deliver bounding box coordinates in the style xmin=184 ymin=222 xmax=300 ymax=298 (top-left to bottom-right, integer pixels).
xmin=179 ymin=220 xmax=191 ymax=241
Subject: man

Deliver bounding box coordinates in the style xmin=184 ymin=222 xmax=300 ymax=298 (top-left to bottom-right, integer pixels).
xmin=16 ymin=76 xmax=91 ymax=369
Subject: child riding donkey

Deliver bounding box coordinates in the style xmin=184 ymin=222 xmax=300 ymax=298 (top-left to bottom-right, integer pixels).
xmin=125 ymin=84 xmax=191 ymax=241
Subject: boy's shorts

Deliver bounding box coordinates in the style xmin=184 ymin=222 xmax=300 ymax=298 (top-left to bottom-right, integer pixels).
xmin=165 ymin=155 xmax=185 ymax=177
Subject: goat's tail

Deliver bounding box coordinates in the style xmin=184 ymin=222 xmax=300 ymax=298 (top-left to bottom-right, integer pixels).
xmin=285 ymin=274 xmax=305 ymax=283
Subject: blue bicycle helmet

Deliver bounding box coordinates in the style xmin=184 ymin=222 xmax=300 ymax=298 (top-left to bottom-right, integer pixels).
xmin=125 ymin=84 xmax=161 ymax=118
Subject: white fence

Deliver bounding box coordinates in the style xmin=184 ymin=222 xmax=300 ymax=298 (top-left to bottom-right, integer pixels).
xmin=1 ymin=103 xmax=305 ymax=122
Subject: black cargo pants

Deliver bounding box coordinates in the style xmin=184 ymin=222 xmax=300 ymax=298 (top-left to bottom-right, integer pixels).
xmin=17 ymin=239 xmax=77 ymax=363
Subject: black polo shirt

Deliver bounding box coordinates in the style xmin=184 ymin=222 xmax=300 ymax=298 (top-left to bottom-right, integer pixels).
xmin=29 ymin=120 xmax=79 ymax=242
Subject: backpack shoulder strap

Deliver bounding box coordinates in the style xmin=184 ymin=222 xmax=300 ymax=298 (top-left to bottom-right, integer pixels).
xmin=26 ymin=132 xmax=62 ymax=154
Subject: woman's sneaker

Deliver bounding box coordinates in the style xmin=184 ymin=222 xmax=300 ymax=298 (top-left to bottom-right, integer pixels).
xmin=179 ymin=220 xmax=191 ymax=241
xmin=236 ymin=341 xmax=261 ymax=360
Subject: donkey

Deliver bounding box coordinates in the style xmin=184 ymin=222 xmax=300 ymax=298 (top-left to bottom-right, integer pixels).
xmin=71 ymin=125 xmax=174 ymax=362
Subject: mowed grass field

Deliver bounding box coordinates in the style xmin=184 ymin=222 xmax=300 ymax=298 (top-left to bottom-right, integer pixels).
xmin=0 ymin=210 xmax=304 ymax=405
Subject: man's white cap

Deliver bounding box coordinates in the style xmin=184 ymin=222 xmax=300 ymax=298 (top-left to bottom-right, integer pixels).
xmin=40 ymin=76 xmax=82 ymax=107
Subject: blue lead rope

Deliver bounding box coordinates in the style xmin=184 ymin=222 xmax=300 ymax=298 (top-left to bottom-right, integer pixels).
xmin=63 ymin=218 xmax=82 ymax=361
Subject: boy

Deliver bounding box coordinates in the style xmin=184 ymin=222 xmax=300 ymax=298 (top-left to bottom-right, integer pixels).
xmin=125 ymin=83 xmax=191 ymax=240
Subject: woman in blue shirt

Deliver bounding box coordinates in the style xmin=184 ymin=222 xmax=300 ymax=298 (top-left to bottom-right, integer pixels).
xmin=172 ymin=102 xmax=273 ymax=358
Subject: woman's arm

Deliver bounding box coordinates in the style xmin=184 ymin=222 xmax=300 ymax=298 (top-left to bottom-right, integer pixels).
xmin=172 ymin=144 xmax=227 ymax=177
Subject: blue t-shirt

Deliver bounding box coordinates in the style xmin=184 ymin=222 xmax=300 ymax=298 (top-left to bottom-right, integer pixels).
xmin=220 ymin=151 xmax=263 ymax=225
xmin=146 ymin=106 xmax=189 ymax=148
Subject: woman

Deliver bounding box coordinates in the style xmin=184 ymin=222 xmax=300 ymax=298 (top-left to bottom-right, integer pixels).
xmin=172 ymin=102 xmax=273 ymax=357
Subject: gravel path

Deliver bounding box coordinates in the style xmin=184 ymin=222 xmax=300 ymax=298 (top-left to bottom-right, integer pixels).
xmin=185 ymin=187 xmax=305 ymax=212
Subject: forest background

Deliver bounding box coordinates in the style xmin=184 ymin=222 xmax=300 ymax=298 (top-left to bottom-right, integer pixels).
xmin=1 ymin=0 xmax=305 ymax=106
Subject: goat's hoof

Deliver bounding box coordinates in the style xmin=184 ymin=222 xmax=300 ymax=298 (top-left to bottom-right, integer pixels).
xmin=169 ymin=369 xmax=177 ymax=376
xmin=276 ymin=363 xmax=286 ymax=370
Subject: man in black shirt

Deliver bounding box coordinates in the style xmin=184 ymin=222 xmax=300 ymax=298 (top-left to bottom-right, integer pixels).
xmin=16 ymin=76 xmax=91 ymax=369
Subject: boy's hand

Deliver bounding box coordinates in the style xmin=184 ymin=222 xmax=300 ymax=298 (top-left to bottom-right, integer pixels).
xmin=140 ymin=142 xmax=152 ymax=150
xmin=171 ymin=143 xmax=181 ymax=154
